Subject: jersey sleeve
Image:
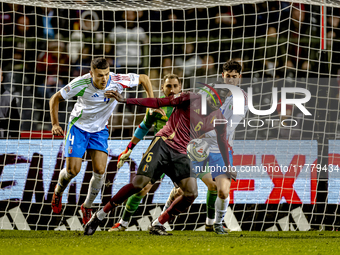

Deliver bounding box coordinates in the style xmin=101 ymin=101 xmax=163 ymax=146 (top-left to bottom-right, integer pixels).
xmin=60 ymin=76 xmax=88 ymax=100
xmin=134 ymin=108 xmax=155 ymax=140
xmin=127 ymin=92 xmax=200 ymax=108
xmin=110 ymin=73 xmax=140 ymax=89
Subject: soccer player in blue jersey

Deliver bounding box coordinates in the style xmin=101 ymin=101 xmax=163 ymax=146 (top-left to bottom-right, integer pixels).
xmin=49 ymin=57 xmax=154 ymax=224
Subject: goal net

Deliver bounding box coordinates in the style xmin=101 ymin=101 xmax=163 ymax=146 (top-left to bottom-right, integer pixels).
xmin=0 ymin=0 xmax=339 ymax=231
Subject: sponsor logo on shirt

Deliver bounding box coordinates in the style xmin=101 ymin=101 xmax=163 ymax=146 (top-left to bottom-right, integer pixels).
xmin=91 ymin=93 xmax=100 ymax=98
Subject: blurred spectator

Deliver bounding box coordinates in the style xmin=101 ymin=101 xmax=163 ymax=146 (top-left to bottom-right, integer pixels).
xmin=196 ymin=55 xmax=217 ymax=76
xmin=162 ymin=10 xmax=184 ymax=38
xmin=104 ymin=41 xmax=115 ymax=67
xmin=327 ymin=9 xmax=340 ymax=36
xmin=267 ymin=26 xmax=277 ymax=38
xmin=185 ymin=8 xmax=210 ymax=37
xmin=150 ymin=57 xmax=183 ymax=96
xmin=175 ymin=42 xmax=202 ymax=89
xmin=80 ymin=10 xmax=103 ymax=43
xmin=36 ymin=36 xmax=69 ymax=77
xmin=109 ymin=11 xmax=148 ymax=74
xmin=70 ymin=45 xmax=92 ymax=76
xmin=288 ymin=4 xmax=312 ymax=71
xmin=210 ymin=6 xmax=236 ymax=38
xmin=15 ymin=15 xmax=34 ymax=37
xmin=68 ymin=10 xmax=103 ymax=64
xmin=37 ymin=7 xmax=57 ymax=39
xmin=0 ymin=4 xmax=34 ymax=36
xmin=327 ymin=9 xmax=340 ymax=74
xmin=290 ymin=3 xmax=306 ymax=35
xmin=34 ymin=75 xmax=64 ymax=129
xmin=196 ymin=55 xmax=218 ymax=86
xmin=2 ymin=45 xmax=30 ymax=94
xmin=36 ymin=75 xmax=64 ymax=100
xmin=69 ymin=30 xmax=85 ymax=64
xmin=0 ymin=3 xmax=15 ymax=35
xmin=175 ymin=42 xmax=202 ymax=77
xmin=0 ymin=68 xmax=20 ymax=138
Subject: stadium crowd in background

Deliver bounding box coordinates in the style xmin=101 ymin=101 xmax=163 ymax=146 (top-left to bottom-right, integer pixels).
xmin=0 ymin=2 xmax=339 ymax=138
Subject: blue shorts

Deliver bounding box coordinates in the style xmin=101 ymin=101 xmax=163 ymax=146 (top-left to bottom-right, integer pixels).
xmin=64 ymin=124 xmax=109 ymax=158
xmin=193 ymin=151 xmax=233 ymax=179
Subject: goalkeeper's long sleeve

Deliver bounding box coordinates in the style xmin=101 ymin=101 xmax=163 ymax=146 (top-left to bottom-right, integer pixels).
xmin=126 ymin=92 xmax=200 ymax=108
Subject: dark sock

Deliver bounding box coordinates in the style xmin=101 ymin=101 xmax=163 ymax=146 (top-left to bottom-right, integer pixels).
xmin=122 ymin=194 xmax=145 ymax=222
xmin=206 ymin=190 xmax=218 ymax=220
xmin=103 ymin=183 xmax=141 ymax=213
xmin=158 ymin=195 xmax=195 ymax=225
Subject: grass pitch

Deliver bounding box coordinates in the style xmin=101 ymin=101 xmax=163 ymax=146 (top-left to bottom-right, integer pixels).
xmin=1 ymin=230 xmax=339 ymax=255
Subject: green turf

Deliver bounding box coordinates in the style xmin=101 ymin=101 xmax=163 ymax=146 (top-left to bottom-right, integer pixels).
xmin=1 ymin=230 xmax=339 ymax=255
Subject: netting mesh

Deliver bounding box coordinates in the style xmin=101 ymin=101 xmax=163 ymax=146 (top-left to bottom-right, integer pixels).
xmin=0 ymin=0 xmax=340 ymax=231
xmin=2 ymin=0 xmax=340 ymax=10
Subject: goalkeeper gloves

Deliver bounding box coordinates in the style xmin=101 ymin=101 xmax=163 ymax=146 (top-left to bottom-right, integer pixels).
xmin=117 ymin=141 xmax=136 ymax=169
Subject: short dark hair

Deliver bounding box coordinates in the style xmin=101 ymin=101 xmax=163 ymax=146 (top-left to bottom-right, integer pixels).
xmin=223 ymin=59 xmax=242 ymax=74
xmin=91 ymin=57 xmax=109 ymax=70
xmin=163 ymin=73 xmax=181 ymax=85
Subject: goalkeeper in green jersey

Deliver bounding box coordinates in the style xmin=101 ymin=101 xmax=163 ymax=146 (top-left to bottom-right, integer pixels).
xmin=108 ymin=73 xmax=182 ymax=232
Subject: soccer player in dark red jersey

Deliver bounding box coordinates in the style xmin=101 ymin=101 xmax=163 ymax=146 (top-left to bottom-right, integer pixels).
xmin=84 ymin=89 xmax=236 ymax=235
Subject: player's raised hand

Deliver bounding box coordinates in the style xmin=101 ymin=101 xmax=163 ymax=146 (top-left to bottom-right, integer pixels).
xmin=105 ymin=90 xmax=126 ymax=103
xmin=153 ymin=108 xmax=166 ymax=116
xmin=52 ymin=124 xmax=64 ymax=136
xmin=117 ymin=147 xmax=133 ymax=169
xmin=104 ymin=90 xmax=116 ymax=98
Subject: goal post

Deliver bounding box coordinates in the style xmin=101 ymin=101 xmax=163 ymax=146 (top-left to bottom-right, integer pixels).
xmin=0 ymin=0 xmax=340 ymax=231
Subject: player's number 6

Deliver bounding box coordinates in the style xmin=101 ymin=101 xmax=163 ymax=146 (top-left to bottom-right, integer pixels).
xmin=146 ymin=152 xmax=153 ymax=162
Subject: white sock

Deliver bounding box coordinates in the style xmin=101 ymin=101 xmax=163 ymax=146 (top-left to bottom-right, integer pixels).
xmin=214 ymin=196 xmax=230 ymax=225
xmin=206 ymin=218 xmax=214 ymax=225
xmin=161 ymin=201 xmax=171 ymax=214
xmin=83 ymin=172 xmax=104 ymax=208
xmin=97 ymin=208 xmax=107 ymax=221
xmin=55 ymin=168 xmax=75 ymax=195
xmin=119 ymin=219 xmax=128 ymax=228
xmin=152 ymin=218 xmax=163 ymax=227
xmin=161 ymin=187 xmax=178 ymax=214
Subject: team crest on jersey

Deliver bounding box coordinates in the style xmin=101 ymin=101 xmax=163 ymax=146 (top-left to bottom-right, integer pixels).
xmin=68 ymin=146 xmax=73 ymax=154
xmin=129 ymin=74 xmax=135 ymax=82
xmin=173 ymin=93 xmax=181 ymax=98
xmin=142 ymin=164 xmax=149 ymax=172
xmin=64 ymin=85 xmax=71 ymax=93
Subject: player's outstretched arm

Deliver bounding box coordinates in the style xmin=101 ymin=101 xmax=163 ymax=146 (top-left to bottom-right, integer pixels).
xmin=215 ymin=124 xmax=237 ymax=180
xmin=110 ymin=91 xmax=200 ymax=108
xmin=49 ymin=91 xmax=65 ymax=136
xmin=139 ymin=74 xmax=154 ymax=98
xmin=106 ymin=90 xmax=127 ymax=103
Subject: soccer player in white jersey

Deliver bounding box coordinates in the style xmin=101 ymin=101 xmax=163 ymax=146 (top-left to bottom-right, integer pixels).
xmin=199 ymin=59 xmax=248 ymax=234
xmin=49 ymin=57 xmax=153 ymax=224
